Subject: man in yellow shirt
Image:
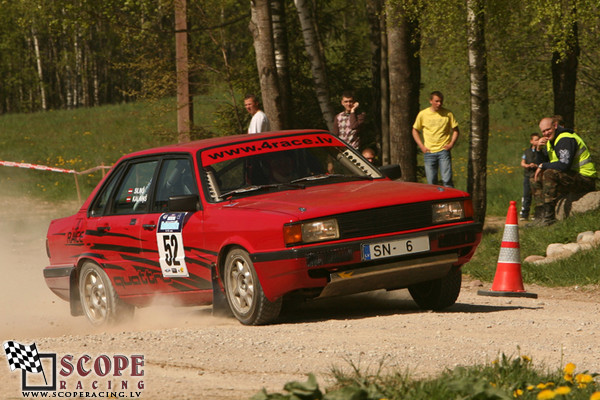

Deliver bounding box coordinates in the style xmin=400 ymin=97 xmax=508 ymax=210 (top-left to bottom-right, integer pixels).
xmin=412 ymin=91 xmax=460 ymax=187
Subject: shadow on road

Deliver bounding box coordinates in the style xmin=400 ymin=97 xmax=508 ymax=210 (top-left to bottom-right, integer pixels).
xmin=447 ymin=302 xmax=542 ymax=313
xmin=273 ymin=289 xmax=543 ymax=325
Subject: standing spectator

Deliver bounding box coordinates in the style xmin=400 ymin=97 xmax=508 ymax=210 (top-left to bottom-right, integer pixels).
xmin=244 ymin=94 xmax=271 ymax=134
xmin=333 ymin=91 xmax=365 ymax=150
xmin=531 ymin=117 xmax=597 ymax=226
xmin=520 ymin=133 xmax=540 ymax=221
xmin=412 ymin=91 xmax=460 ymax=187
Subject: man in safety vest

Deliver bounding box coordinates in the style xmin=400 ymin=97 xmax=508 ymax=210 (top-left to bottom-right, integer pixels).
xmin=531 ymin=117 xmax=597 ymax=226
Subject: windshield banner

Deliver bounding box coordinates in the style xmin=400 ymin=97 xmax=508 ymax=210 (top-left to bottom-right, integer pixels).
xmin=201 ymin=133 xmax=343 ymax=166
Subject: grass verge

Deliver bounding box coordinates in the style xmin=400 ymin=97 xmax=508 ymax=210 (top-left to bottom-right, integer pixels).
xmin=251 ymin=355 xmax=599 ymax=400
xmin=464 ymin=207 xmax=600 ymax=287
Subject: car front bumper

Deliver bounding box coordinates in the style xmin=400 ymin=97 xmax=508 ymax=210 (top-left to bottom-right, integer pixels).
xmin=250 ymin=222 xmax=482 ymax=301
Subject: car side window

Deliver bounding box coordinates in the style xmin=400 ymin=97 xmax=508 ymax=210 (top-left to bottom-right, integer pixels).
xmin=112 ymin=160 xmax=158 ymax=215
xmin=89 ymin=165 xmax=124 ymax=217
xmin=152 ymin=158 xmax=198 ymax=212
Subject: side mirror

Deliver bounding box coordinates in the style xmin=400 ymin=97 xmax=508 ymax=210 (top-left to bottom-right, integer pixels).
xmin=168 ymin=195 xmax=199 ymax=212
xmin=379 ymin=164 xmax=402 ymax=180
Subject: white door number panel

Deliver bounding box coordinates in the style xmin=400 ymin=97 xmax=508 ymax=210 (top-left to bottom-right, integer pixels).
xmin=362 ymin=235 xmax=429 ymax=261
xmin=157 ymin=212 xmax=189 ymax=278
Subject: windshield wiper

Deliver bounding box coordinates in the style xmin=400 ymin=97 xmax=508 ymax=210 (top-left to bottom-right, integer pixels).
xmin=291 ymin=174 xmax=373 ymax=184
xmin=221 ymin=182 xmax=305 ymax=199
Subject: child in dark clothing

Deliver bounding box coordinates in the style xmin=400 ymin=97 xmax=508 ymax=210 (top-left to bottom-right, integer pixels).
xmin=520 ymin=133 xmax=540 ymax=220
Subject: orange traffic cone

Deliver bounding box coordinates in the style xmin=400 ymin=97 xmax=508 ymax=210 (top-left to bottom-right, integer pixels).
xmin=478 ymin=200 xmax=538 ymax=298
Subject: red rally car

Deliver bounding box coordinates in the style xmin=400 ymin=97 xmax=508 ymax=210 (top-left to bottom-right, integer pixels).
xmin=44 ymin=130 xmax=482 ymax=325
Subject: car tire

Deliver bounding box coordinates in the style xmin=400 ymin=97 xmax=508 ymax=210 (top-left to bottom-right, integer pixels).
xmin=408 ymin=267 xmax=462 ymax=311
xmin=79 ymin=261 xmax=134 ymax=326
xmin=223 ymin=248 xmax=282 ymax=325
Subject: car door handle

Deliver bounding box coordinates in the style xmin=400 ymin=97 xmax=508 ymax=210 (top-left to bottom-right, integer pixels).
xmin=143 ymin=224 xmax=156 ymax=231
xmin=97 ymin=225 xmax=111 ymax=233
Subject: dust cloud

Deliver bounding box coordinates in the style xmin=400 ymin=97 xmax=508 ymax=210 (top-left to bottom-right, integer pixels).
xmin=0 ymin=194 xmax=232 ymax=343
xmin=0 ymin=195 xmax=85 ymax=339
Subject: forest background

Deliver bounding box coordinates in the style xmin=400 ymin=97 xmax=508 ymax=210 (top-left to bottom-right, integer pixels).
xmin=1 ymin=0 xmax=599 ymax=223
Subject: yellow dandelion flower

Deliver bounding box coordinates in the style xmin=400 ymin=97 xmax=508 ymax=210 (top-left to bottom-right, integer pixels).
xmin=555 ymin=386 xmax=571 ymax=395
xmin=576 ymin=374 xmax=593 ymax=384
xmin=514 ymin=389 xmax=524 ymax=397
xmin=564 ymin=363 xmax=576 ymax=375
xmin=537 ymin=383 xmax=555 ymax=389
xmin=537 ymin=389 xmax=556 ymax=400
xmin=522 ymin=355 xmax=532 ymax=362
xmin=528 ymin=385 xmax=535 ymax=391
xmin=590 ymin=392 xmax=600 ymax=400
xmin=564 ymin=374 xmax=573 ymax=382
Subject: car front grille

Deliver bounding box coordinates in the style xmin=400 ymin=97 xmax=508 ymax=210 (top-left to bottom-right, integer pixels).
xmin=334 ymin=202 xmax=434 ymax=239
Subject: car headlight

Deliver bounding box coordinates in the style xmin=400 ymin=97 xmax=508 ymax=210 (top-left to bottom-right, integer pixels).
xmin=432 ymin=201 xmax=465 ymax=223
xmin=283 ymin=219 xmax=339 ymax=245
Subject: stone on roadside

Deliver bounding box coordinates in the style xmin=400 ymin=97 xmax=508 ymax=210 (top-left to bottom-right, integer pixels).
xmin=556 ymin=191 xmax=600 ymax=220
xmin=524 ymin=255 xmax=545 ymax=264
xmin=576 ymin=231 xmax=595 ymax=243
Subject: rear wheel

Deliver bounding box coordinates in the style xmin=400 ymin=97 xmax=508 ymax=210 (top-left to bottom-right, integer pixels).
xmin=79 ymin=262 xmax=134 ymax=326
xmin=223 ymin=248 xmax=281 ymax=325
xmin=408 ymin=267 xmax=462 ymax=310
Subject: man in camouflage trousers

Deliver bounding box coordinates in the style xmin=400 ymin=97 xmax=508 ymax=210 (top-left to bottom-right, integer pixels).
xmin=530 ymin=117 xmax=597 ymax=226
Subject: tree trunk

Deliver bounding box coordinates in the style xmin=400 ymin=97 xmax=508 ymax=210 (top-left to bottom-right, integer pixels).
xmin=271 ymin=0 xmax=293 ymax=129
xmin=466 ymin=0 xmax=489 ymax=224
xmin=74 ymin=31 xmax=81 ymax=107
xmin=92 ymin=58 xmax=100 ymax=107
xmin=175 ymin=0 xmax=192 ymax=143
xmin=250 ymin=0 xmax=284 ymax=131
xmin=294 ymin=0 xmax=335 ymax=132
xmin=552 ymin=8 xmax=579 ymax=131
xmin=386 ymin=0 xmax=420 ymax=181
xmin=31 ymin=27 xmax=47 ymax=111
xmin=366 ymin=0 xmax=383 ymax=155
xmin=380 ymin=11 xmax=390 ymax=165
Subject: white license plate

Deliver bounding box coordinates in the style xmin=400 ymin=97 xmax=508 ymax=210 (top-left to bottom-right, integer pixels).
xmin=362 ymin=235 xmax=430 ymax=261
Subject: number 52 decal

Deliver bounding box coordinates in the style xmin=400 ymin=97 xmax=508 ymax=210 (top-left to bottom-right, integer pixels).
xmin=157 ymin=212 xmax=189 ymax=278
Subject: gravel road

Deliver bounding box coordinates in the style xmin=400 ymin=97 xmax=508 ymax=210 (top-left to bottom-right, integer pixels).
xmin=1 ymin=197 xmax=598 ymax=399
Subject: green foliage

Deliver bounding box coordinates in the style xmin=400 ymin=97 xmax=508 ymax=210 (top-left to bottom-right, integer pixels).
xmin=251 ymin=373 xmax=323 ymax=400
xmin=2 ymin=0 xmax=600 ymax=153
xmin=253 ymin=355 xmax=599 ymax=400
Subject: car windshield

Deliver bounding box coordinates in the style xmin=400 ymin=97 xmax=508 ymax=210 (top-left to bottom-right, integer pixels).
xmin=199 ymin=133 xmax=382 ymax=202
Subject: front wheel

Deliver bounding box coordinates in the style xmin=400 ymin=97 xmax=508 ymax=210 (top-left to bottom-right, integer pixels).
xmin=408 ymin=267 xmax=462 ymax=310
xmin=79 ymin=262 xmax=134 ymax=326
xmin=223 ymin=249 xmax=281 ymax=325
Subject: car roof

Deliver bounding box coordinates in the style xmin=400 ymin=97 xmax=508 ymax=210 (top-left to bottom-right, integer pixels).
xmin=124 ymin=129 xmax=331 ymax=159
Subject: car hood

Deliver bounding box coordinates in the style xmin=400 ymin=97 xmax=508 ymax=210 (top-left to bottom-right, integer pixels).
xmin=220 ymin=180 xmax=469 ymax=221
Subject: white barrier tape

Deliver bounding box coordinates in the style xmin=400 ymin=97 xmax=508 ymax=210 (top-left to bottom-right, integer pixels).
xmin=0 ymin=160 xmax=76 ymax=174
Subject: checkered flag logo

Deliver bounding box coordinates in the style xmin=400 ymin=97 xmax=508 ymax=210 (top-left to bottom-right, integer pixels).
xmin=3 ymin=341 xmax=44 ymax=374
